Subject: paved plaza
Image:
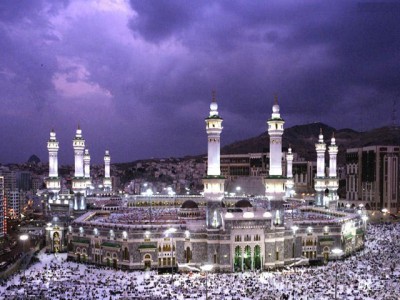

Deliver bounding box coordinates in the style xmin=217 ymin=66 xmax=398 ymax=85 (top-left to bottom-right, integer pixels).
xmin=1 ymin=222 xmax=399 ymax=299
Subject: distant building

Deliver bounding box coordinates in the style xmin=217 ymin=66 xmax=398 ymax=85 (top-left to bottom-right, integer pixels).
xmin=17 ymin=171 xmax=32 ymax=191
xmin=219 ymin=153 xmax=316 ymax=196
xmin=345 ymin=145 xmax=400 ymax=212
xmin=7 ymin=190 xmax=21 ymax=219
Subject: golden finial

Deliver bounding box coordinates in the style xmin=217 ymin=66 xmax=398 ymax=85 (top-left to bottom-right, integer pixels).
xmin=320 ymin=128 xmax=323 ymax=134
xmin=212 ymin=89 xmax=216 ymax=102
xmin=332 ymin=132 xmax=335 ymax=138
xmin=78 ymin=123 xmax=81 ymax=130
xmin=274 ymin=93 xmax=278 ymax=105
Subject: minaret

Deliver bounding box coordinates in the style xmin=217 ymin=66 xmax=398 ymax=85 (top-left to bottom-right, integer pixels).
xmin=103 ymin=150 xmax=112 ymax=191
xmin=72 ymin=125 xmax=86 ymax=210
xmin=314 ymin=129 xmax=326 ymax=207
xmin=203 ymin=91 xmax=225 ymax=229
xmin=285 ymin=146 xmax=294 ymax=198
xmin=46 ymin=129 xmax=60 ymax=198
xmin=83 ymin=149 xmax=91 ymax=189
xmin=265 ymin=96 xmax=286 ymax=202
xmin=327 ymin=133 xmax=339 ymax=206
xmin=73 ymin=126 xmax=85 ymax=178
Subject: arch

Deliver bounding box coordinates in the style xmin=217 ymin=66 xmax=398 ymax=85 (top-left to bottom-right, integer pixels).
xmin=244 ymin=245 xmax=252 ymax=270
xmin=234 ymin=246 xmax=242 ymax=272
xmin=185 ymin=246 xmax=192 ymax=263
xmin=53 ymin=232 xmax=60 ymax=253
xmin=254 ymin=245 xmax=261 ymax=270
xmin=123 ymin=247 xmax=129 ymax=261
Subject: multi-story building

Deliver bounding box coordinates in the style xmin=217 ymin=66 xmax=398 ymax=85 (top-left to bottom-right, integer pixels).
xmin=345 ymin=145 xmax=400 ymax=212
xmin=220 ymin=153 xmax=316 ymax=195
xmin=7 ymin=190 xmax=21 ymax=219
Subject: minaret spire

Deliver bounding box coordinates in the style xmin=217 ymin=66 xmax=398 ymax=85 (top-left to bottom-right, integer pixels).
xmin=103 ymin=150 xmax=112 ymax=191
xmin=203 ymin=91 xmax=225 ymax=229
xmin=265 ymin=95 xmax=286 ymax=205
xmin=315 ymin=128 xmax=327 ymax=207
xmin=46 ymin=129 xmax=61 ymax=198
xmin=72 ymin=126 xmax=86 ymax=210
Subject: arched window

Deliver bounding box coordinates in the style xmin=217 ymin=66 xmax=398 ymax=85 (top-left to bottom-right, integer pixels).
xmin=254 ymin=245 xmax=261 ymax=270
xmin=123 ymin=247 xmax=129 ymax=260
xmin=234 ymin=246 xmax=242 ymax=271
xmin=244 ymin=245 xmax=251 ymax=270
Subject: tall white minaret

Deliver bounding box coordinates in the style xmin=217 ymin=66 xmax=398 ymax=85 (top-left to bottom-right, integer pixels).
xmin=203 ymin=91 xmax=225 ymax=229
xmin=268 ymin=96 xmax=284 ymax=176
xmin=103 ymin=150 xmax=112 ymax=191
xmin=327 ymin=133 xmax=339 ymax=205
xmin=265 ymin=96 xmax=286 ymax=202
xmin=314 ymin=129 xmax=327 ymax=207
xmin=48 ymin=129 xmax=59 ymax=178
xmin=73 ymin=126 xmax=85 ymax=178
xmin=46 ymin=129 xmax=60 ymax=197
xmin=285 ymin=146 xmax=294 ymax=198
xmin=72 ymin=125 xmax=87 ymax=210
xmin=84 ymin=149 xmax=91 ymax=178
xmin=83 ymin=149 xmax=91 ymax=190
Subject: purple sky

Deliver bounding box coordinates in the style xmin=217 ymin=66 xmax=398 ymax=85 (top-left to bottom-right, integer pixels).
xmin=0 ymin=0 xmax=399 ymax=164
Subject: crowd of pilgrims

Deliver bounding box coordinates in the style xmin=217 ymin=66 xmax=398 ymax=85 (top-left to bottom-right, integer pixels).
xmin=93 ymin=208 xmax=180 ymax=224
xmin=0 ymin=222 xmax=399 ymax=299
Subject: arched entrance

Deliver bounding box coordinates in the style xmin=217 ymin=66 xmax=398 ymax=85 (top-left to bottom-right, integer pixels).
xmin=53 ymin=232 xmax=60 ymax=253
xmin=112 ymin=253 xmax=118 ymax=269
xmin=323 ymin=247 xmax=330 ymax=262
xmin=234 ymin=246 xmax=242 ymax=271
xmin=254 ymin=245 xmax=261 ymax=270
xmin=243 ymin=245 xmax=251 ymax=270
xmin=184 ymin=247 xmax=192 ymax=263
xmin=144 ymin=254 xmax=152 ymax=269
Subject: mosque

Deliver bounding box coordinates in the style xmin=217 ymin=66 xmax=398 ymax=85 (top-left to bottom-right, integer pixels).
xmin=45 ymin=95 xmax=365 ymax=272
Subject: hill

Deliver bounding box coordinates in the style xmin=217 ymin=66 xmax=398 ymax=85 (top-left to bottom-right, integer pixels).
xmin=221 ymin=123 xmax=400 ymax=164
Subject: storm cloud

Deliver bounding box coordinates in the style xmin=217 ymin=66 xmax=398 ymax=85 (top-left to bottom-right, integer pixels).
xmin=0 ymin=0 xmax=399 ymax=164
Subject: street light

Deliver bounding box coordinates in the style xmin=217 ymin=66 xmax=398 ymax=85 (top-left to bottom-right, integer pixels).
xmin=20 ymin=234 xmax=29 ymax=277
xmin=331 ymin=248 xmax=343 ymax=300
xmin=236 ymin=186 xmax=241 ymax=196
xmin=201 ymin=264 xmax=214 ymax=300
xmin=165 ymin=228 xmax=177 ymax=281
xmin=362 ymin=215 xmax=368 ymax=231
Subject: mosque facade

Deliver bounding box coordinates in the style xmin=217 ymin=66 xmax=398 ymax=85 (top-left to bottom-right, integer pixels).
xmin=45 ymin=95 xmax=365 ymax=272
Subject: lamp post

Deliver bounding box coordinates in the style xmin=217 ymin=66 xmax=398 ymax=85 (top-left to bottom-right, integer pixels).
xmin=19 ymin=234 xmax=29 ymax=277
xmin=201 ymin=264 xmax=214 ymax=300
xmin=331 ymin=248 xmax=343 ymax=300
xmin=236 ymin=186 xmax=241 ymax=197
xmin=165 ymin=228 xmax=177 ymax=282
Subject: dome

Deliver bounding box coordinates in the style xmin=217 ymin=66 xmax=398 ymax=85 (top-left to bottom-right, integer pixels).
xmin=235 ymin=199 xmax=252 ymax=208
xmin=210 ymin=101 xmax=218 ymax=112
xmin=272 ymin=104 xmax=280 ymax=113
xmin=181 ymin=200 xmax=199 ymax=209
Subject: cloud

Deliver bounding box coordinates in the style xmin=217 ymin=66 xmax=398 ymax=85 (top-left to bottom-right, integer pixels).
xmin=0 ymin=0 xmax=399 ymax=164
